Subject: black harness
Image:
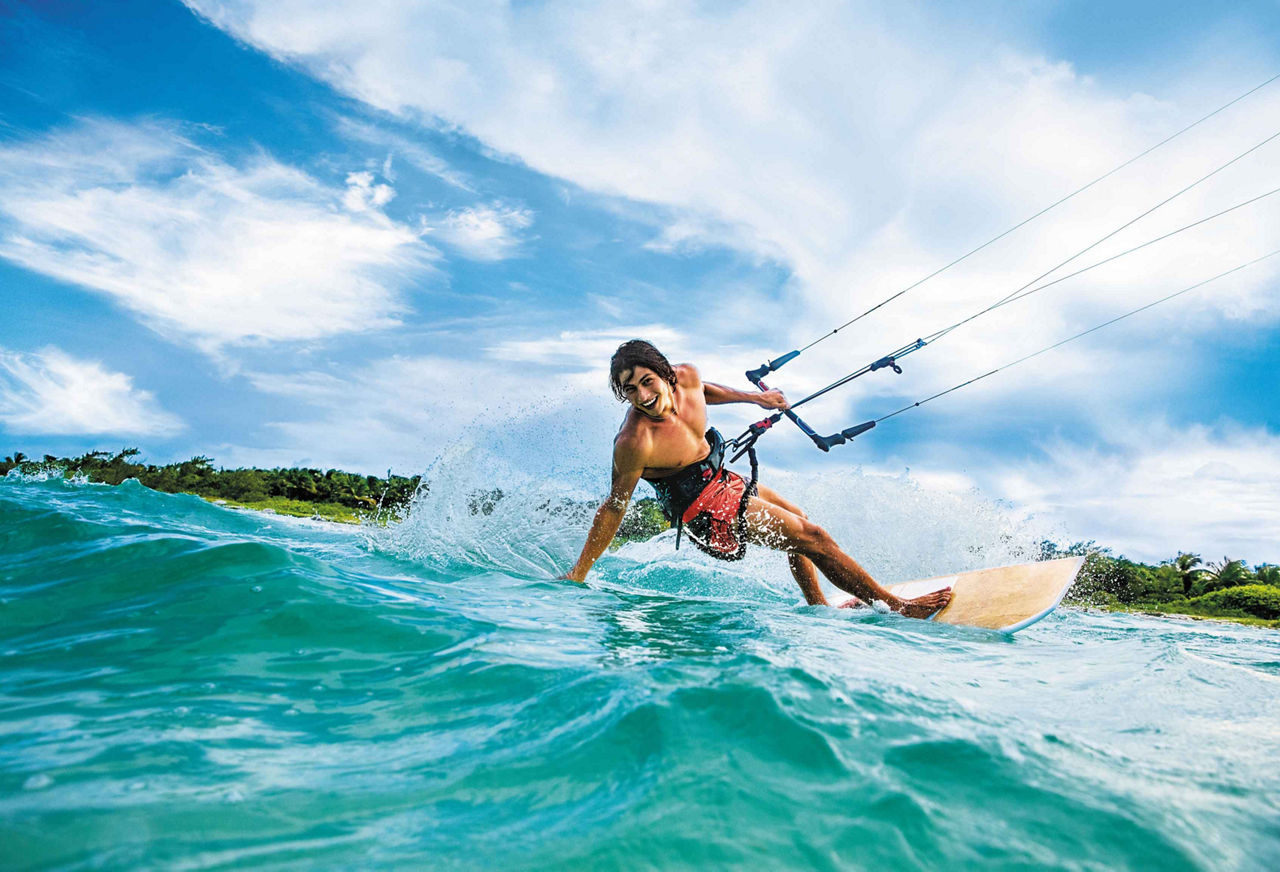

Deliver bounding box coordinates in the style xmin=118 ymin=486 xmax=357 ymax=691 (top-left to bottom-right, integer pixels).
xmin=646 ymin=428 xmax=758 ymax=558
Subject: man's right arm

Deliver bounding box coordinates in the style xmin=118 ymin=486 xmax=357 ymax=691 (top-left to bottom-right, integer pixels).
xmin=562 ymin=438 xmax=645 ymax=583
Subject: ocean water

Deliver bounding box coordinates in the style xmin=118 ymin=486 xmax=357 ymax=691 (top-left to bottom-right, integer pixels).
xmin=3 ymin=462 xmax=1279 ymax=870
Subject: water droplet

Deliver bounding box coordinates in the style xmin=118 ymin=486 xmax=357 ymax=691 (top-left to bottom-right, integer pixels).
xmin=252 ymin=585 xmax=263 ymax=593
xmin=23 ymin=774 xmax=52 ymax=790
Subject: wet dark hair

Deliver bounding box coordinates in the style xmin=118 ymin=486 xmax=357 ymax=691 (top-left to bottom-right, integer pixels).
xmin=610 ymin=339 xmax=678 ymax=401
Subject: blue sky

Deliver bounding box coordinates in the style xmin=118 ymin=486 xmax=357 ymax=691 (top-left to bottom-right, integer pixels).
xmin=1 ymin=0 xmax=1278 ymax=562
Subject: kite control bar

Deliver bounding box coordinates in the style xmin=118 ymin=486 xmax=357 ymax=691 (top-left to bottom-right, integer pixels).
xmin=746 ymin=372 xmax=829 ymax=449
xmin=728 ymin=340 xmax=926 ymax=460
xmin=729 ymin=371 xmax=878 ymax=462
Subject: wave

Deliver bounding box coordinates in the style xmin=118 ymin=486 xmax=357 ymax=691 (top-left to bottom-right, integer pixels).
xmin=3 ymin=474 xmax=1279 ymax=869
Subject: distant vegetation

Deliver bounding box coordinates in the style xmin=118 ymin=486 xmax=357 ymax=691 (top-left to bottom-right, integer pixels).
xmin=1044 ymin=542 xmax=1280 ymax=626
xmin=4 ymin=449 xmax=1276 ymax=626
xmin=0 ymin=447 xmax=668 ymax=536
xmin=1 ymin=448 xmax=421 ymax=524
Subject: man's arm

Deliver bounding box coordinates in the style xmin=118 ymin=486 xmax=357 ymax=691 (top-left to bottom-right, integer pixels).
xmin=703 ymin=379 xmax=788 ymax=410
xmin=562 ymin=439 xmax=645 ymax=583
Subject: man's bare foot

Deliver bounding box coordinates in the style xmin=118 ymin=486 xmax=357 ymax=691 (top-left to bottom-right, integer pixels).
xmin=894 ymin=588 xmax=953 ymax=619
xmin=837 ymin=597 xmax=866 ymax=609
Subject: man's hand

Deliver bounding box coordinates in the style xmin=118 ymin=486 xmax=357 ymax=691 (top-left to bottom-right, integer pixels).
xmin=558 ymin=569 xmax=587 ymax=583
xmin=755 ymin=388 xmax=789 ymax=410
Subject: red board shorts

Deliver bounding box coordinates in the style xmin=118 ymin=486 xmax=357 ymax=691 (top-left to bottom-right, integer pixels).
xmin=647 ymin=428 xmax=757 ymax=561
xmin=679 ymin=468 xmax=754 ymax=561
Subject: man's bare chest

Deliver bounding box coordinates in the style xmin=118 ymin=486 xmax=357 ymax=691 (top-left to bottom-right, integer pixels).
xmin=639 ymin=410 xmax=710 ymax=478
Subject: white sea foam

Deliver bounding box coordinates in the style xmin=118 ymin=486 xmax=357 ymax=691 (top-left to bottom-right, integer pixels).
xmin=373 ymin=403 xmax=1057 ymax=602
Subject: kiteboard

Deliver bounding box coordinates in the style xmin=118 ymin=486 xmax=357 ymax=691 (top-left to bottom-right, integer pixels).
xmin=833 ymin=556 xmax=1086 ymax=633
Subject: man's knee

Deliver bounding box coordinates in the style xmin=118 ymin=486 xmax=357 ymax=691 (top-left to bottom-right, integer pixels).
xmin=794 ymin=519 xmax=834 ymax=554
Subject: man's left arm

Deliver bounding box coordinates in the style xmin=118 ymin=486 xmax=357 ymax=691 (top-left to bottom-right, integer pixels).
xmin=703 ymin=380 xmax=789 ymax=410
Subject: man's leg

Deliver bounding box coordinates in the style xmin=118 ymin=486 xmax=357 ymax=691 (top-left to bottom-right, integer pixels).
xmin=754 ymin=484 xmax=854 ymax=607
xmin=742 ymin=489 xmax=950 ymax=618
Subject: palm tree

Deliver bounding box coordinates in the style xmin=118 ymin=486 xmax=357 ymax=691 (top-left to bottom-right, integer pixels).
xmin=1173 ymin=552 xmax=1203 ymax=597
xmin=1255 ymin=564 xmax=1280 ymax=586
xmin=1201 ymin=556 xmax=1251 ymax=593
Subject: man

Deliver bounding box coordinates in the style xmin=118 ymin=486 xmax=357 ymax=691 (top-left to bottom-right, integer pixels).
xmin=563 ymin=339 xmax=952 ymax=618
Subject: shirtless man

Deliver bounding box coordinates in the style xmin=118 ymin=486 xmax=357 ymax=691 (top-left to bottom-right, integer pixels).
xmin=563 ymin=339 xmax=952 ymax=618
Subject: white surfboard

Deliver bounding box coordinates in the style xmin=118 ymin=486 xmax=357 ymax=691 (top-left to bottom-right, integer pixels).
xmin=834 ymin=557 xmax=1085 ymax=633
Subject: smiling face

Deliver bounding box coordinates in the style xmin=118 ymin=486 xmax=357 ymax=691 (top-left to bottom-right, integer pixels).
xmin=618 ymin=365 xmax=674 ymax=418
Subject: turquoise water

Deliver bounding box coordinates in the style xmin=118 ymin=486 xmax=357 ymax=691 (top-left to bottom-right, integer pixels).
xmin=3 ymin=472 xmax=1279 ymax=870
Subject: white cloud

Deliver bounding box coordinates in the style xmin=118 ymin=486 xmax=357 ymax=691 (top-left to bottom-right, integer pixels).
xmin=224 ymin=355 xmax=615 ymax=474
xmin=993 ymin=423 xmax=1280 ymax=564
xmin=0 ymin=119 xmax=435 ymax=351
xmin=341 ymin=170 xmax=395 ymax=212
xmin=487 ymin=324 xmax=683 ymax=368
xmin=426 ymin=203 xmax=534 ymax=261
xmin=333 ymin=115 xmax=475 ymax=191
xmin=181 ymin=0 xmax=1280 ymax=389
xmin=227 ymin=332 xmax=761 ymax=477
xmin=0 ymin=346 xmax=184 ymax=437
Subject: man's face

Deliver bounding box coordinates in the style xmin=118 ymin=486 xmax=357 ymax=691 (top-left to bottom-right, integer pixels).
xmin=619 ymin=365 xmax=672 ymax=418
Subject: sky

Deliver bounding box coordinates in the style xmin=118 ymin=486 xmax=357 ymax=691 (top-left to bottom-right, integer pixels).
xmin=0 ymin=0 xmax=1278 ymax=563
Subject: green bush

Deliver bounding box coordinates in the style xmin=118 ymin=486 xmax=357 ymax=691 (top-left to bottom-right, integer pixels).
xmin=616 ymin=498 xmax=669 ymax=543
xmin=1193 ymin=584 xmax=1280 ymax=620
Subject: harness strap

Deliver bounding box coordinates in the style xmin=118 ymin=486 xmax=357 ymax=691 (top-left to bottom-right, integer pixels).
xmin=674 ymin=439 xmax=757 ymax=555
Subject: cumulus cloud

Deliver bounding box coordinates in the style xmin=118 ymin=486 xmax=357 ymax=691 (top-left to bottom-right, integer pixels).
xmin=0 ymin=346 xmax=184 ymax=437
xmin=181 ymin=0 xmax=1280 ymax=390
xmin=0 ymin=119 xmax=434 ymax=351
xmin=341 ymin=170 xmax=395 ymax=212
xmin=426 ymin=202 xmax=534 ymax=261
xmin=994 ymin=423 xmax=1280 ymax=564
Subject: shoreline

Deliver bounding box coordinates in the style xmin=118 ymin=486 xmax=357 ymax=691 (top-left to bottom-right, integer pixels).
xmin=1118 ymin=605 xmax=1280 ymax=630
xmin=203 ymin=495 xmax=367 ymax=525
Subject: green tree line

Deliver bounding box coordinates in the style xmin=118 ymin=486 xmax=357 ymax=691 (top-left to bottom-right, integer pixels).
xmin=0 ymin=446 xmax=668 ymax=534
xmin=1045 ymin=541 xmax=1280 ymax=623
xmin=2 ymin=448 xmax=422 ymax=521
